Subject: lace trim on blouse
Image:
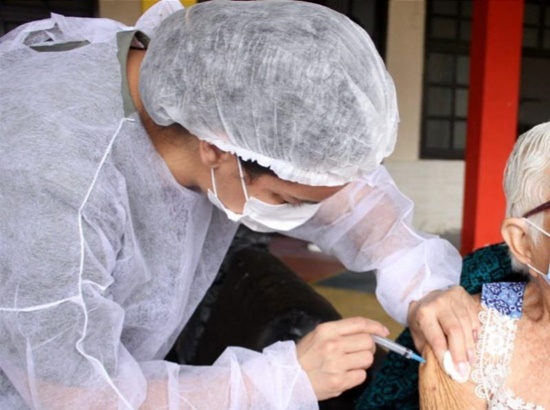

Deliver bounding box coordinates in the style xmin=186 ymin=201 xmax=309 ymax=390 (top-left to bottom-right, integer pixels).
xmin=471 ymin=282 xmax=544 ymax=410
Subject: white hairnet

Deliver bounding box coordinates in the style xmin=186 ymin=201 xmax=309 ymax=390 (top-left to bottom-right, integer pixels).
xmin=140 ymin=0 xmax=399 ymax=186
xmin=134 ymin=0 xmax=184 ymax=38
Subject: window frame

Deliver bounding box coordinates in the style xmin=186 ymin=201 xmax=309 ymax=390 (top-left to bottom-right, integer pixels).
xmin=420 ymin=0 xmax=472 ymax=160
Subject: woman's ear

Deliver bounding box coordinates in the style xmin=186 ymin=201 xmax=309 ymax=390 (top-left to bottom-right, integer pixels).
xmin=198 ymin=141 xmax=233 ymax=168
xmin=501 ymin=217 xmax=533 ymax=266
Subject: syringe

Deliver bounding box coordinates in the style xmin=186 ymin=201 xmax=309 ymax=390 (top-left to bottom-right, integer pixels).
xmin=372 ymin=335 xmax=426 ymax=363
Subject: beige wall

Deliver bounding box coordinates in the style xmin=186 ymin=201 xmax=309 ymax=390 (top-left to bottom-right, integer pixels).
xmin=385 ymin=161 xmax=464 ymax=235
xmin=385 ymin=0 xmax=425 ymax=161
xmin=384 ymin=0 xmax=465 ymax=238
xmin=98 ymin=0 xmax=142 ymax=26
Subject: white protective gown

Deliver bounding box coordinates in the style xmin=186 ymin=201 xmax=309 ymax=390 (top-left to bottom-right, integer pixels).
xmin=0 ymin=12 xmax=461 ymax=410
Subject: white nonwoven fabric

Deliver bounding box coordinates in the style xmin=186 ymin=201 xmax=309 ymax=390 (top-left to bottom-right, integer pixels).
xmin=288 ymin=166 xmax=462 ymax=325
xmin=0 ymin=3 xmax=461 ymax=409
xmin=134 ymin=0 xmax=184 ymax=38
xmin=0 ymin=14 xmax=316 ymax=410
xmin=139 ymin=0 xmax=399 ymax=187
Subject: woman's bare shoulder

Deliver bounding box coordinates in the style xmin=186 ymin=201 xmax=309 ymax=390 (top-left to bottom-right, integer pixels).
xmin=419 ymin=345 xmax=485 ymax=410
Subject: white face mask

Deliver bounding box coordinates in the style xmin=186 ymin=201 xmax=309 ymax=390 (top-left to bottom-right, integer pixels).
xmin=523 ymin=218 xmax=550 ymax=282
xmin=207 ymin=158 xmax=321 ymax=233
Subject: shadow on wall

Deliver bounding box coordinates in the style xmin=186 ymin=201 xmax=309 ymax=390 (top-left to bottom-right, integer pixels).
xmin=439 ymin=229 xmax=461 ymax=251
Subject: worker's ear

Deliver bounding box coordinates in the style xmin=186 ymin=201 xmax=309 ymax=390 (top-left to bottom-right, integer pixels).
xmin=501 ymin=217 xmax=534 ymax=267
xmin=198 ymin=141 xmax=233 ymax=168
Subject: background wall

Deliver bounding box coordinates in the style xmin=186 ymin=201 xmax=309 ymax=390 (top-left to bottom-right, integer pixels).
xmin=385 ymin=161 xmax=464 ymax=235
xmin=98 ymin=0 xmax=198 ymax=25
xmin=99 ymin=0 xmax=141 ymax=26
xmin=385 ymin=0 xmax=464 ymax=244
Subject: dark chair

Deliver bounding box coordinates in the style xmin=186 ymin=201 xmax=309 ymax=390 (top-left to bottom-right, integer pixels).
xmin=167 ymin=228 xmax=383 ymax=409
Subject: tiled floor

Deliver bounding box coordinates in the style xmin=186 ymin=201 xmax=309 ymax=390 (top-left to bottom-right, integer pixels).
xmin=269 ymin=235 xmax=404 ymax=338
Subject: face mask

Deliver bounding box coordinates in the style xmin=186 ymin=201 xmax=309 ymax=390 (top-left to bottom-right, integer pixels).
xmin=523 ymin=218 xmax=550 ymax=283
xmin=207 ymin=158 xmax=322 ymax=233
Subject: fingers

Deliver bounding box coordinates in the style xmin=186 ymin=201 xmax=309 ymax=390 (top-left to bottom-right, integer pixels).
xmin=409 ymin=286 xmax=480 ymax=383
xmin=346 ymin=370 xmax=368 ymax=390
xmin=340 ymin=333 xmax=377 ymax=354
xmin=303 ymin=323 xmax=379 ymax=361
xmin=317 ymin=316 xmax=389 ymax=338
xmin=444 ymin=300 xmax=476 ymax=367
xmin=317 ymin=369 xmax=368 ymax=400
xmin=409 ymin=293 xmax=443 ymax=355
xmin=297 ymin=317 xmax=385 ymax=401
xmin=468 ymin=296 xmax=480 ymax=360
xmin=315 ymin=332 xmax=377 ymax=360
xmin=309 ymin=348 xmax=373 ymax=400
xmin=418 ymin=310 xmax=448 ymax=364
xmin=336 ymin=349 xmax=375 ymax=371
xmin=440 ymin=309 xmax=470 ymax=378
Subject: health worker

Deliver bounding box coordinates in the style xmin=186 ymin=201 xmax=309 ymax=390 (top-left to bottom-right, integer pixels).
xmin=0 ymin=1 xmax=476 ymax=408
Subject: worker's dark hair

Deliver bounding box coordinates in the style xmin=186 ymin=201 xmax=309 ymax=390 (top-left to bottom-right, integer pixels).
xmin=240 ymin=159 xmax=277 ymax=181
xmin=161 ymin=121 xmax=277 ymax=181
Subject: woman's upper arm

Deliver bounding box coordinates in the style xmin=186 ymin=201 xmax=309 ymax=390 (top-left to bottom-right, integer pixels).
xmin=419 ymin=345 xmax=484 ymax=410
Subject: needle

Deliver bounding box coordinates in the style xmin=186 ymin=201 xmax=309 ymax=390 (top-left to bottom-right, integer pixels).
xmin=372 ymin=335 xmax=426 ymax=363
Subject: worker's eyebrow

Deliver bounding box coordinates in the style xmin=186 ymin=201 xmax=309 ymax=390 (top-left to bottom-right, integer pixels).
xmin=290 ymin=196 xmax=320 ymax=205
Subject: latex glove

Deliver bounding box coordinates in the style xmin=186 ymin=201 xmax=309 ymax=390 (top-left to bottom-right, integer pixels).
xmin=296 ymin=317 xmax=389 ymax=401
xmin=407 ymin=286 xmax=479 ymax=382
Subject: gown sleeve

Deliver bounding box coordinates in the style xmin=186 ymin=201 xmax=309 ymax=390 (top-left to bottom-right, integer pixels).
xmin=287 ymin=165 xmax=462 ymax=325
xmin=0 ymin=172 xmax=317 ymax=410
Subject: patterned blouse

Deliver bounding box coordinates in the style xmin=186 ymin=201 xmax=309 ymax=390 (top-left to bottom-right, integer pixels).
xmin=472 ymin=282 xmax=544 ymax=410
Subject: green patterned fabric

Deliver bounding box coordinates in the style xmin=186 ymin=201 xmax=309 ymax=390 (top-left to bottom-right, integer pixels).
xmin=356 ymin=243 xmax=525 ymax=409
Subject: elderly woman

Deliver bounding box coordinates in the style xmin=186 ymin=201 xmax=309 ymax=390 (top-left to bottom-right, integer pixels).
xmin=420 ymin=122 xmax=550 ymax=409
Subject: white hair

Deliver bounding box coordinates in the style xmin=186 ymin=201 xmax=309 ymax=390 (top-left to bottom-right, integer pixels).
xmin=503 ymin=121 xmax=550 ymax=270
